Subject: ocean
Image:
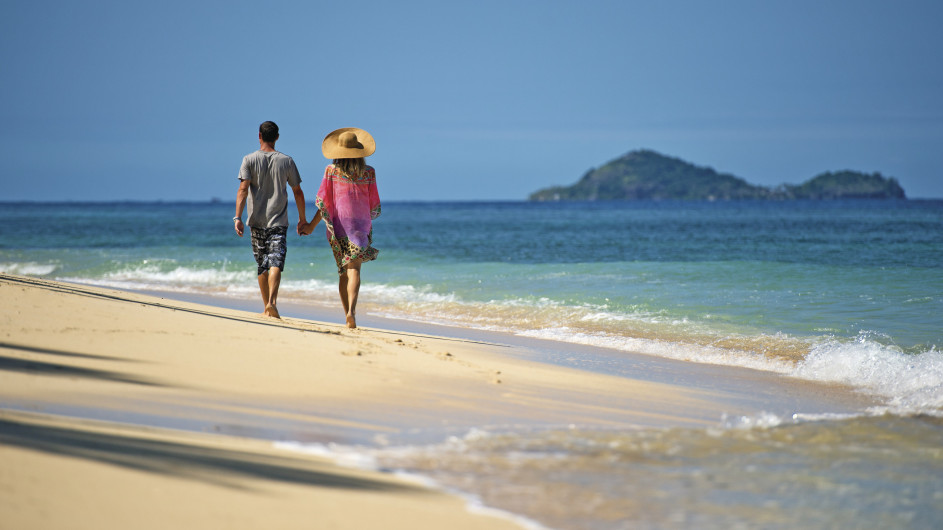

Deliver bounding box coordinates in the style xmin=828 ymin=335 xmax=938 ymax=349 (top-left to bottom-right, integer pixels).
xmin=2 ymin=199 xmax=942 ymax=528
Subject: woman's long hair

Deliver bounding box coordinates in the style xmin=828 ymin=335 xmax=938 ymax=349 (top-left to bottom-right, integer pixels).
xmin=333 ymin=157 xmax=366 ymax=178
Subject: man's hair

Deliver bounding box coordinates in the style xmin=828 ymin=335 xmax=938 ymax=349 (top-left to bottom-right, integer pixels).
xmin=259 ymin=121 xmax=279 ymax=143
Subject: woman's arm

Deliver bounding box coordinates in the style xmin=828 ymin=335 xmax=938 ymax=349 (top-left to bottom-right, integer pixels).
xmin=301 ymin=210 xmax=322 ymax=235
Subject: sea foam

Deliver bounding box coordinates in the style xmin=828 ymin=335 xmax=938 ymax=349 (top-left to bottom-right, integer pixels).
xmin=0 ymin=262 xmax=58 ymax=276
xmin=61 ymin=264 xmax=255 ymax=294
xmin=796 ymin=336 xmax=943 ymax=414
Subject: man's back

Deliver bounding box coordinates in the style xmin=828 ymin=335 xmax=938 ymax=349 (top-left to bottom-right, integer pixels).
xmin=239 ymin=150 xmax=301 ymax=228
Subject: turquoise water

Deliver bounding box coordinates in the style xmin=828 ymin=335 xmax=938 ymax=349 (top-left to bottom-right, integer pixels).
xmin=2 ymin=199 xmax=942 ymax=528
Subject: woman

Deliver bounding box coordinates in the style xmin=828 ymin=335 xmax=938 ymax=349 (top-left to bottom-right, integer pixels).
xmin=303 ymin=128 xmax=380 ymax=329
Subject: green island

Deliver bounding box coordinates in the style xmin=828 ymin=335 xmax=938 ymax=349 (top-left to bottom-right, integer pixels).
xmin=529 ymin=149 xmax=906 ymax=201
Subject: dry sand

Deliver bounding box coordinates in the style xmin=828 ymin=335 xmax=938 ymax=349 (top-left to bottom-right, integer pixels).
xmin=0 ymin=274 xmax=874 ymax=529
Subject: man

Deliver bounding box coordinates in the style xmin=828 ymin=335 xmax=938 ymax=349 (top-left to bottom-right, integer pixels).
xmin=234 ymin=121 xmax=307 ymax=319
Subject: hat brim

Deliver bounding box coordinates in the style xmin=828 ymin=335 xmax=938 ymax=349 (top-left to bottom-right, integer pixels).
xmin=322 ymin=127 xmax=376 ymax=159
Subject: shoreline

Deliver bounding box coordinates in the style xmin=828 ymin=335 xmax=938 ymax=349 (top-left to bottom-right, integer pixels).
xmin=0 ymin=274 xmax=880 ymax=529
xmin=149 ymin=283 xmax=880 ymax=426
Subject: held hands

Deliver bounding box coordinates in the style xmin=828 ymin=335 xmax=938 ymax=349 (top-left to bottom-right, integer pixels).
xmin=298 ymin=215 xmax=320 ymax=236
xmin=298 ymin=220 xmax=315 ymax=236
xmin=298 ymin=221 xmax=315 ymax=236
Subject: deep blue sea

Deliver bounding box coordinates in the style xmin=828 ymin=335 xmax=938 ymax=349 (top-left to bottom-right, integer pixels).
xmin=2 ymin=199 xmax=942 ymax=528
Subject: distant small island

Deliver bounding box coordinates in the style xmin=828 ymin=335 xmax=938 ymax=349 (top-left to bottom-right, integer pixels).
xmin=529 ymin=149 xmax=906 ymax=201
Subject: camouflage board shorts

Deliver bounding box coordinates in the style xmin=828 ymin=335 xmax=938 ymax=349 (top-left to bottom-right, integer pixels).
xmin=250 ymin=226 xmax=287 ymax=275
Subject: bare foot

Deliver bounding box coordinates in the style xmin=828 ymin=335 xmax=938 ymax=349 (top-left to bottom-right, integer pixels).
xmin=346 ymin=313 xmax=356 ymax=329
xmin=265 ymin=304 xmax=281 ymax=319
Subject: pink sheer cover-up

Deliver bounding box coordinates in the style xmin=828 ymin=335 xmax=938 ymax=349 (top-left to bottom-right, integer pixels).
xmin=315 ymin=164 xmax=381 ymax=274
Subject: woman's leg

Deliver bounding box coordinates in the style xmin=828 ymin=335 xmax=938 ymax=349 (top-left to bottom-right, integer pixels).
xmin=338 ymin=270 xmax=350 ymax=317
xmin=343 ymin=260 xmax=362 ymax=328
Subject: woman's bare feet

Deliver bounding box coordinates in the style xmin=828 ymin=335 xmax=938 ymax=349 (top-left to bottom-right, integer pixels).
xmin=265 ymin=304 xmax=281 ymax=319
xmin=346 ymin=313 xmax=356 ymax=329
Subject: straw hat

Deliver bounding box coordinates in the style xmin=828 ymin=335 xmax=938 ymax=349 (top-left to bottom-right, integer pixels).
xmin=321 ymin=127 xmax=376 ymax=159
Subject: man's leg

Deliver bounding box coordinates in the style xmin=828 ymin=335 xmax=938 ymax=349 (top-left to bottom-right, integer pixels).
xmin=265 ymin=267 xmax=282 ymax=318
xmin=251 ymin=228 xmax=269 ymax=315
xmin=254 ymin=226 xmax=287 ymax=319
xmin=257 ymin=271 xmax=270 ymax=314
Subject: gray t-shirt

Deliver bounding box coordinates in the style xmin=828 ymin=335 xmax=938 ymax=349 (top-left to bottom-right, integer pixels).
xmin=238 ymin=150 xmax=302 ymax=228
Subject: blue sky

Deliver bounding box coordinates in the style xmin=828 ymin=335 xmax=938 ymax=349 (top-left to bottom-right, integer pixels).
xmin=2 ymin=0 xmax=941 ymax=201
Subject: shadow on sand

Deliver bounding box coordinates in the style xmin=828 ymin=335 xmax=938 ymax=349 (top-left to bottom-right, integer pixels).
xmin=0 ymin=342 xmax=163 ymax=387
xmin=0 ymin=416 xmax=419 ymax=493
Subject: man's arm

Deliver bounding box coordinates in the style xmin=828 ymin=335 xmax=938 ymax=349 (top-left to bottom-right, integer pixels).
xmin=234 ymin=180 xmax=249 ymax=237
xmin=292 ymin=184 xmax=307 ymax=236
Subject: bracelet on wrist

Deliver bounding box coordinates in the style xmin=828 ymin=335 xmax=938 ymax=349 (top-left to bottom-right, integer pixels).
xmin=233 ymin=216 xmax=241 ymax=222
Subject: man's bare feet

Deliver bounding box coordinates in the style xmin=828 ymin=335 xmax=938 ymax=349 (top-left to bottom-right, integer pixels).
xmin=346 ymin=313 xmax=356 ymax=329
xmin=265 ymin=304 xmax=281 ymax=319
